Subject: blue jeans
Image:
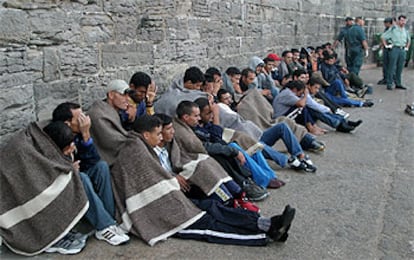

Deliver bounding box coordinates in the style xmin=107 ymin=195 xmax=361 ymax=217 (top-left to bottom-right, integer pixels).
xmin=229 ymin=142 xmax=276 ymax=188
xmin=80 ymin=160 xmax=116 ymax=230
xmin=259 ymin=123 xmax=304 ymax=167
xmin=308 ymin=108 xmax=344 ymax=128
xmin=325 ymin=79 xmax=363 ymax=107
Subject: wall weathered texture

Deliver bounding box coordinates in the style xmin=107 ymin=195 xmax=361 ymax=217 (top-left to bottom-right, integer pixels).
xmin=0 ymin=0 xmax=410 ymax=145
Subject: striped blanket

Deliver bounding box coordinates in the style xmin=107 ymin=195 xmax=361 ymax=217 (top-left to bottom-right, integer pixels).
xmin=110 ymin=131 xmax=204 ymax=245
xmin=0 ymin=122 xmax=88 ymax=256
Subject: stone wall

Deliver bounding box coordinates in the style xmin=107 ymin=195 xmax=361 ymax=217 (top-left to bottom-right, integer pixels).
xmin=0 ymin=0 xmax=402 ymax=145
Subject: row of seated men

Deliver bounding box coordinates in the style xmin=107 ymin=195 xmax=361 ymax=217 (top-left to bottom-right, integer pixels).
xmin=0 ymin=48 xmax=373 ymax=255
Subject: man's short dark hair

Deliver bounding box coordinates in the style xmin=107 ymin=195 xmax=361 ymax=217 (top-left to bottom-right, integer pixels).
xmin=52 ymin=102 xmax=81 ymax=122
xmin=204 ymin=73 xmax=214 ymax=83
xmin=154 ymin=113 xmax=172 ymax=126
xmin=293 ymin=69 xmax=307 ymax=78
xmin=184 ymin=67 xmax=205 ymax=84
xmin=398 ymin=15 xmax=407 ymax=20
xmin=241 ymin=68 xmax=254 ymax=77
xmin=285 ymin=80 xmax=306 ymax=91
xmin=217 ymin=89 xmax=230 ymax=101
xmin=194 ymin=97 xmax=210 ymax=111
xmin=43 ymin=121 xmax=74 ymax=150
xmin=176 ymin=101 xmax=198 ymax=118
xmin=132 ymin=115 xmax=162 ymax=134
xmin=291 ymin=48 xmax=300 ymax=54
xmin=281 ymin=50 xmax=292 ymax=57
xmin=205 ymin=67 xmax=221 ymax=77
xmin=225 ymin=67 xmax=241 ymax=76
xmin=263 ymin=57 xmax=275 ymax=64
xmin=129 ymin=71 xmax=152 ymax=89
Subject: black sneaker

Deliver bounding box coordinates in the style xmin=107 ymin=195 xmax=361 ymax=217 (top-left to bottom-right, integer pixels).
xmin=362 ymin=101 xmax=374 ymax=107
xmin=242 ymin=178 xmax=269 ymax=201
xmin=301 ymin=155 xmax=317 ymax=173
xmin=336 ymin=121 xmax=355 ymax=133
xmin=405 ymin=104 xmax=414 ymax=116
xmin=347 ymin=119 xmax=363 ymax=128
xmin=288 ymin=156 xmax=307 ymax=171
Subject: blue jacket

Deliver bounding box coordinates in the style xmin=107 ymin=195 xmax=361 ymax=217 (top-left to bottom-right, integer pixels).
xmin=74 ymin=135 xmax=100 ymax=172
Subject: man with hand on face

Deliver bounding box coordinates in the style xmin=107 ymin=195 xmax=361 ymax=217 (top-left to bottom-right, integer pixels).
xmin=52 ymin=102 xmax=130 ymax=249
xmin=121 ymin=71 xmax=157 ymax=130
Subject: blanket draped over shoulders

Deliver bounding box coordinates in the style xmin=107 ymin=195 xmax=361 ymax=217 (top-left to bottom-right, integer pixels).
xmin=171 ymin=118 xmax=232 ymax=195
xmin=0 ymin=122 xmax=88 ymax=256
xmin=88 ymin=100 xmax=129 ymax=166
xmin=110 ymin=131 xmax=204 ymax=246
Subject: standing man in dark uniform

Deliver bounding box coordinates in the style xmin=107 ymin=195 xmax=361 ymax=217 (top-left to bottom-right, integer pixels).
xmin=381 ymin=15 xmax=411 ymax=90
xmin=377 ymin=17 xmax=395 ymax=85
xmin=344 ymin=17 xmax=369 ymax=75
xmin=333 ymin=16 xmax=354 ymax=67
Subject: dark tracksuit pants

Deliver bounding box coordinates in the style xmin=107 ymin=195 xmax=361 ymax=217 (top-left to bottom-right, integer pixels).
xmin=175 ymin=199 xmax=268 ymax=246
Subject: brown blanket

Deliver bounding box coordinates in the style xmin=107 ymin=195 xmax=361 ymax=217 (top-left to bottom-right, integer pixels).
xmin=111 ymin=131 xmax=204 ymax=245
xmin=0 ymin=122 xmax=88 ymax=256
xmin=171 ymin=118 xmax=232 ymax=195
xmin=166 ymin=138 xmax=232 ymax=196
xmin=88 ymin=100 xmax=129 ymax=166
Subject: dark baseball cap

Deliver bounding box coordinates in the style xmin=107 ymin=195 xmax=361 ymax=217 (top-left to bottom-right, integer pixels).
xmin=384 ymin=17 xmax=393 ymax=23
xmin=345 ymin=17 xmax=354 ymax=21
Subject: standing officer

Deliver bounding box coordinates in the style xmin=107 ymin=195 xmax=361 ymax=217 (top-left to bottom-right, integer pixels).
xmin=377 ymin=17 xmax=394 ymax=85
xmin=332 ymin=16 xmax=354 ymax=67
xmin=344 ymin=17 xmax=369 ymax=75
xmin=381 ymin=15 xmax=411 ymax=90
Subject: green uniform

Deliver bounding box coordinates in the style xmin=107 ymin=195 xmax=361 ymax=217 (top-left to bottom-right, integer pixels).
xmin=344 ymin=24 xmax=366 ymax=75
xmin=381 ymin=25 xmax=411 ymax=89
xmin=336 ymin=25 xmax=352 ymax=66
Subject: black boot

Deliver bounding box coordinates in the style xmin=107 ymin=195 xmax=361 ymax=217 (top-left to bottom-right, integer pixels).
xmin=268 ymin=205 xmax=296 ymax=241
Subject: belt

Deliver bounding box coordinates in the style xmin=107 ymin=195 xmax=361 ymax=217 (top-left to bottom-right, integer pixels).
xmin=393 ymin=46 xmax=405 ymax=49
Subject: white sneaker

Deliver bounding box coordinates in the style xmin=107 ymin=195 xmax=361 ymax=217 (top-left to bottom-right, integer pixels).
xmin=335 ymin=108 xmax=350 ymax=119
xmin=45 ymin=235 xmax=86 ymax=254
xmin=95 ymin=225 xmax=130 ymax=246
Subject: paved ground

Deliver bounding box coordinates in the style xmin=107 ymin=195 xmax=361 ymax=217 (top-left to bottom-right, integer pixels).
xmin=1 ymin=66 xmax=414 ymax=260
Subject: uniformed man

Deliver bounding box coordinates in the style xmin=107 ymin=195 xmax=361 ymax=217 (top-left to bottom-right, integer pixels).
xmin=332 ymin=16 xmax=354 ymax=66
xmin=377 ymin=17 xmax=394 ymax=85
xmin=381 ymin=15 xmax=411 ymax=90
xmin=344 ymin=17 xmax=369 ymax=75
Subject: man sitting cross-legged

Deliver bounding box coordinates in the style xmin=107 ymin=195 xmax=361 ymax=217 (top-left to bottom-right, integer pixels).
xmin=131 ymin=114 xmax=296 ymax=245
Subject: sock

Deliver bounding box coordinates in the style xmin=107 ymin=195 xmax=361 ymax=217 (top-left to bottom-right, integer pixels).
xmin=257 ymin=217 xmax=271 ymax=232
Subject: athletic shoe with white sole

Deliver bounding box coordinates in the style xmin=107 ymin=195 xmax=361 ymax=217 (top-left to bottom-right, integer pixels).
xmin=95 ymin=225 xmax=130 ymax=246
xmin=45 ymin=235 xmax=86 ymax=255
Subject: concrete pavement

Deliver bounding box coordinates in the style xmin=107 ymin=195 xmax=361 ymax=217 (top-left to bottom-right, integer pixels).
xmin=1 ymin=66 xmax=413 ymax=260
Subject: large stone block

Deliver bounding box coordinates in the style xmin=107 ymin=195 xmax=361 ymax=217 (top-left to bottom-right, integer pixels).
xmin=0 ymin=9 xmax=30 ymax=44
xmin=43 ymin=47 xmax=60 ymax=82
xmin=34 ymin=79 xmax=83 ymax=121
xmin=102 ymin=42 xmax=154 ymax=68
xmin=59 ymin=45 xmax=99 ymax=76
xmin=0 ymin=84 xmax=36 ymax=146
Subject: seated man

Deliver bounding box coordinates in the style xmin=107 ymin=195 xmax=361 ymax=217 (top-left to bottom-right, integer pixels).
xmin=273 ymin=80 xmax=324 ymax=135
xmin=0 ymin=122 xmax=88 ymax=256
xmin=152 ymin=113 xmax=260 ymax=212
xmin=173 ymin=101 xmax=269 ymax=201
xmin=154 ymin=66 xmax=208 ymax=117
xmin=320 ymin=54 xmax=373 ymax=107
xmin=51 ymin=102 xmax=129 ymax=248
xmin=193 ymin=97 xmax=285 ymax=189
xmin=292 ymin=69 xmax=362 ymax=133
xmin=120 ymin=71 xmax=157 ymax=130
xmin=129 ymin=114 xmax=296 ymax=245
